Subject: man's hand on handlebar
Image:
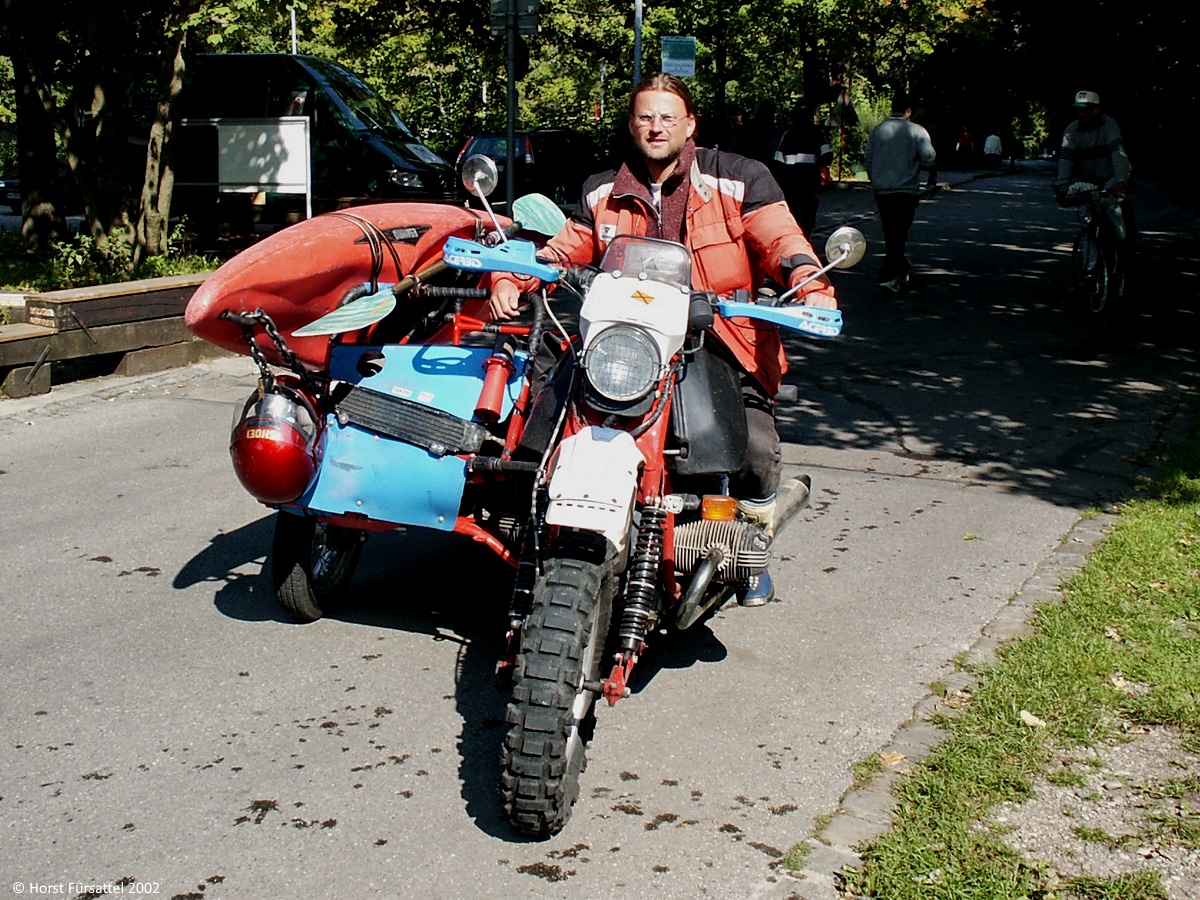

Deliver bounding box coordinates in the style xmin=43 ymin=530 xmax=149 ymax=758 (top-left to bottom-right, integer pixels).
xmin=796 ymin=291 xmax=838 ymax=310
xmin=488 ymin=279 xmax=524 ymax=321
xmin=786 ymin=268 xmax=838 ymax=310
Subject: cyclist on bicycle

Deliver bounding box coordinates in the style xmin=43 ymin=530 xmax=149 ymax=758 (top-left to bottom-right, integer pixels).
xmin=1054 ymin=90 xmax=1135 ymax=249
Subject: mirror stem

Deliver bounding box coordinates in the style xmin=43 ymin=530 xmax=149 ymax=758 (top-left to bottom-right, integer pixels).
xmin=778 ymin=247 xmax=848 ymax=303
xmin=475 ymin=176 xmax=508 ymax=242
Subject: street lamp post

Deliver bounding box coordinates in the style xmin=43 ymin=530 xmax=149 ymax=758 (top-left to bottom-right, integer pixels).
xmin=633 ymin=0 xmax=642 ymax=85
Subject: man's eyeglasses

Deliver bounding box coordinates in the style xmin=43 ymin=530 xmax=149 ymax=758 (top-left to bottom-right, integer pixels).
xmin=633 ymin=112 xmax=683 ymax=129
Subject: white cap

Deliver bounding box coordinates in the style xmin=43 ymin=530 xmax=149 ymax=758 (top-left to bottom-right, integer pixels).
xmin=1074 ymin=90 xmax=1100 ymax=107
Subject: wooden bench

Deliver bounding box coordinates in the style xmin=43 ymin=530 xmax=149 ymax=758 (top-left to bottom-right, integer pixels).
xmin=1 ymin=272 xmax=226 ymax=398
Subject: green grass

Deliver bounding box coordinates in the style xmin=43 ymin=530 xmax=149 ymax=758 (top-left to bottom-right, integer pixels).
xmin=782 ymin=840 xmax=811 ymax=871
xmin=1070 ymin=824 xmax=1129 ymax=847
xmin=1064 ymin=872 xmax=1168 ymax=899
xmin=837 ymin=421 xmax=1200 ymax=898
xmin=1045 ymin=769 xmax=1086 ymax=788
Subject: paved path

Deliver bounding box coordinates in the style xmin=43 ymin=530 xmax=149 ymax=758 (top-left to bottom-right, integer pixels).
xmin=1 ymin=165 xmax=1196 ymax=899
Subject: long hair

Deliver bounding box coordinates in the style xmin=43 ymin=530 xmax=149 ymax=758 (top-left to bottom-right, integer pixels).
xmin=628 ymin=73 xmax=697 ymax=118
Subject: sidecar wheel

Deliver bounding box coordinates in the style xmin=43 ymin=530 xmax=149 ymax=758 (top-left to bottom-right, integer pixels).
xmin=501 ymin=551 xmax=614 ymax=837
xmin=271 ymin=512 xmax=364 ymax=623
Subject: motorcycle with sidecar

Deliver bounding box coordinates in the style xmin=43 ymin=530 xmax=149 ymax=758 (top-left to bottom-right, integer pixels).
xmin=185 ymin=155 xmax=864 ymax=835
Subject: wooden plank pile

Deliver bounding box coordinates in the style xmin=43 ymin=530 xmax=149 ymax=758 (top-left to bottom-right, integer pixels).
xmin=0 ymin=272 xmax=223 ymax=398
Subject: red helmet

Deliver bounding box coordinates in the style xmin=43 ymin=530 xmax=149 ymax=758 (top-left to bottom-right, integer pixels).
xmin=229 ymin=385 xmax=323 ymax=504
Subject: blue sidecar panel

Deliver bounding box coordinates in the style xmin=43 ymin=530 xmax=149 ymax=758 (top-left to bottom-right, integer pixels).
xmin=330 ymin=343 xmax=529 ymax=417
xmin=298 ymin=344 xmax=528 ymax=530
xmin=301 ymin=422 xmax=466 ymax=529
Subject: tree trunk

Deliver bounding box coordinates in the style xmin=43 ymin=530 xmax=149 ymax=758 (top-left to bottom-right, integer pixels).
xmin=2 ymin=1 xmax=71 ymax=248
xmin=14 ymin=55 xmax=71 ymax=247
xmin=712 ymin=5 xmax=728 ymax=124
xmin=134 ymin=32 xmax=188 ymax=267
xmin=48 ymin=5 xmax=143 ymax=254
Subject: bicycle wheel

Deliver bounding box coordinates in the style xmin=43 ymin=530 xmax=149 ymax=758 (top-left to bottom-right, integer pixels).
xmin=1108 ymin=244 xmax=1126 ymax=304
xmin=1072 ymin=228 xmax=1109 ymax=313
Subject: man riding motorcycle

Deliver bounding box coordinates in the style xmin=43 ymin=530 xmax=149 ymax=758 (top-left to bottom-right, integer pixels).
xmin=488 ymin=73 xmax=839 ymax=606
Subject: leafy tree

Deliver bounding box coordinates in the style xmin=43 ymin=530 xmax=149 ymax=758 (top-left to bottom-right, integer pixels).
xmin=0 ymin=0 xmax=303 ymax=264
xmin=314 ymin=0 xmax=504 ymax=155
xmin=1 ymin=0 xmax=205 ymax=260
xmin=5 ymin=0 xmax=1194 ymax=276
xmin=0 ymin=55 xmax=16 ymax=173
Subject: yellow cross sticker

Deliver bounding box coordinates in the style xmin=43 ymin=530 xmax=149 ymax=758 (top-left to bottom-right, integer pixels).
xmin=631 ymin=290 xmax=654 ymax=304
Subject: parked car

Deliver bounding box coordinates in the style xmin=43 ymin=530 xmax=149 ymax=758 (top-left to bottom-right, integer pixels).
xmin=1 ymin=173 xmax=19 ymax=214
xmin=0 ymin=168 xmax=84 ymax=216
xmin=455 ymin=129 xmax=605 ymax=208
xmin=173 ymin=53 xmax=458 ymax=225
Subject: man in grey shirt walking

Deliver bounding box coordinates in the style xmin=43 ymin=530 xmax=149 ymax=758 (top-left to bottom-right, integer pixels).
xmin=865 ymin=93 xmax=937 ymax=291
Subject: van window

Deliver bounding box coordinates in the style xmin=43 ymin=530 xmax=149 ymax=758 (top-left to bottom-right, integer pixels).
xmin=302 ymin=57 xmax=417 ymax=141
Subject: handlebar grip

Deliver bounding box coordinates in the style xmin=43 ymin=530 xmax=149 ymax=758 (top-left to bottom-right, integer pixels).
xmin=558 ymin=267 xmax=597 ymax=292
xmin=481 ymin=221 xmax=522 ymax=245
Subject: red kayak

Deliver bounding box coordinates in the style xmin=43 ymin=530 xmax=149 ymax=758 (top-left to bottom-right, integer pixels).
xmin=185 ymin=202 xmax=503 ymax=369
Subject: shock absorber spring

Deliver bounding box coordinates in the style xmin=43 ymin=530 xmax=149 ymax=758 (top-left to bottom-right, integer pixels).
xmin=617 ymin=505 xmax=668 ymax=653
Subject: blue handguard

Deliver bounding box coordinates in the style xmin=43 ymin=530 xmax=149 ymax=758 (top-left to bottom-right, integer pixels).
xmin=716 ymin=300 xmax=843 ymax=338
xmin=443 ymin=237 xmax=561 ymax=282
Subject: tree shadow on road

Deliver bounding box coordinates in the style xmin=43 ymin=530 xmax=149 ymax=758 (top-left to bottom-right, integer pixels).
xmin=779 ymin=170 xmax=1199 ymax=509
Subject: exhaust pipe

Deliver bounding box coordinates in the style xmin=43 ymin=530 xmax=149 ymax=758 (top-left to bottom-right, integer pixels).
xmin=770 ymin=474 xmax=811 ymax=539
xmin=675 ymin=546 xmax=726 ymax=630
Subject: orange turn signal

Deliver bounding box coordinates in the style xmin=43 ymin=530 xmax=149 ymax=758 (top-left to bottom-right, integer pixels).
xmin=700 ymin=495 xmax=739 ymax=521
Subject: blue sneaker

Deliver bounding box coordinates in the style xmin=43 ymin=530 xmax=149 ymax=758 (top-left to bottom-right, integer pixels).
xmin=739 ymin=570 xmax=775 ymax=607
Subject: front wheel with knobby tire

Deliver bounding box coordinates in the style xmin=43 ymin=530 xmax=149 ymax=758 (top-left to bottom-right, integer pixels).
xmin=271 ymin=511 xmax=364 ymax=622
xmin=501 ymin=553 xmax=614 ymax=837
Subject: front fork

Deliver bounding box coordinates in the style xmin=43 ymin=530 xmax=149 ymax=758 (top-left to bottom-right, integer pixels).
xmin=497 ymin=490 xmax=546 ymax=677
xmin=497 ymin=495 xmax=670 ymax=705
xmin=501 ymin=386 xmax=677 ymax=701
xmin=498 ymin=495 xmax=672 ymax=708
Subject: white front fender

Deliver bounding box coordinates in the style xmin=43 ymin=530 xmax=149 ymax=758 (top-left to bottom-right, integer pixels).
xmin=544 ymin=426 xmax=644 ymax=554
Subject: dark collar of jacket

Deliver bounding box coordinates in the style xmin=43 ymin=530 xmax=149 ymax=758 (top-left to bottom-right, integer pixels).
xmin=609 ymin=139 xmax=710 ymax=240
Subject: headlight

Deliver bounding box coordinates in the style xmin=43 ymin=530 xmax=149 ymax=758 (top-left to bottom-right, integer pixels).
xmin=582 ymin=326 xmax=662 ymax=402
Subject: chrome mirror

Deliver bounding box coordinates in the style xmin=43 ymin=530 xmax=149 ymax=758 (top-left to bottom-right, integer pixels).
xmin=461 ymin=154 xmax=499 ymax=198
xmin=824 ymin=226 xmax=867 ymax=269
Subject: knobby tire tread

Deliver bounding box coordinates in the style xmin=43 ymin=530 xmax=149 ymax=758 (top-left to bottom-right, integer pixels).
xmin=501 ymin=554 xmax=611 ymax=837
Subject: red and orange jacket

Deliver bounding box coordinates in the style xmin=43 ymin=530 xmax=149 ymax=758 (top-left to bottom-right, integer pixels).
xmin=497 ymin=143 xmax=834 ymax=394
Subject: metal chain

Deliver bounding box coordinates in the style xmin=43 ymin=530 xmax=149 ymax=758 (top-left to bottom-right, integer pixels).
xmin=220 ymin=308 xmax=320 ymax=394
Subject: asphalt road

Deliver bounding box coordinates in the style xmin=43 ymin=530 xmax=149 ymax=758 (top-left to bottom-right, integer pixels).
xmin=1 ymin=164 xmax=1197 ymax=899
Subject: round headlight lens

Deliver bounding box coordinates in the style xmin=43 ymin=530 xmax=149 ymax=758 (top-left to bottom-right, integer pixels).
xmin=582 ymin=326 xmax=662 ymax=402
